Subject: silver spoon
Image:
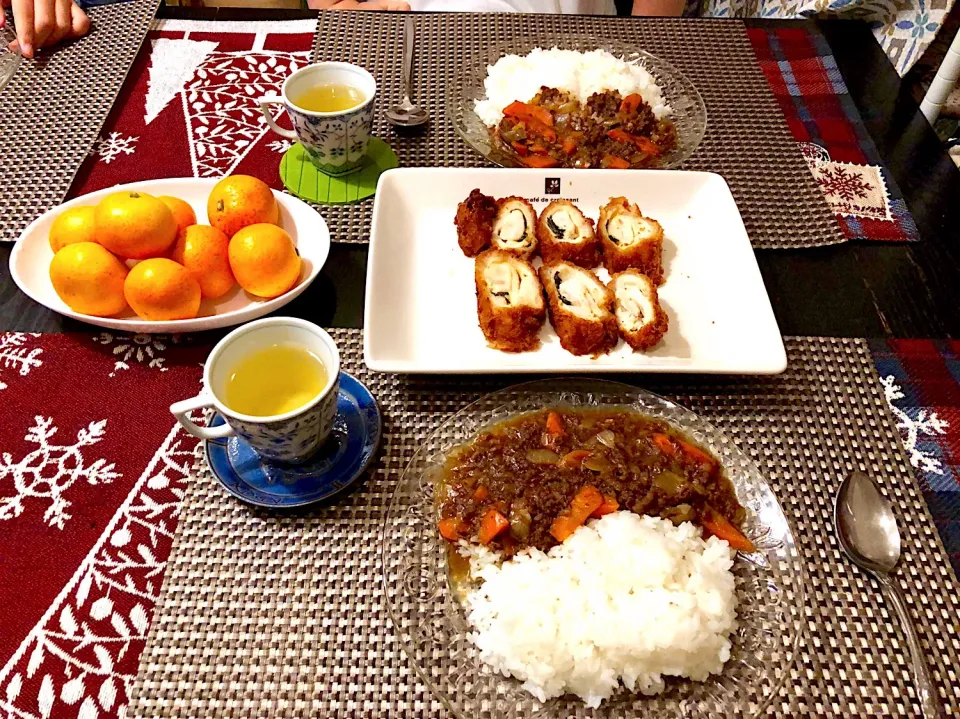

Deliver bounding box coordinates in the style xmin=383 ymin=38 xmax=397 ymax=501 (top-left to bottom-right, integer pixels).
xmin=835 ymin=470 xmax=942 ymax=718
xmin=384 ymin=16 xmax=428 ymax=128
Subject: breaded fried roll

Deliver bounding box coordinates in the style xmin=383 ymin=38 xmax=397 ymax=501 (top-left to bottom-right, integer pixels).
xmin=455 ymin=189 xmax=497 ymax=257
xmin=539 ymin=261 xmax=618 ymax=356
xmin=610 ymin=270 xmax=668 ymax=351
xmin=475 ymin=250 xmax=545 ymax=352
xmin=491 ymin=196 xmax=538 ymax=258
xmin=536 ymin=200 xmax=600 ymax=268
xmin=598 ymin=197 xmax=664 ymax=283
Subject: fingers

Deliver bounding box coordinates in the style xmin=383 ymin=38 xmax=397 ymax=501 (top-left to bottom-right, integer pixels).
xmin=385 ymin=1 xmax=410 ymax=8
xmin=67 ymin=0 xmax=88 ymax=39
xmin=7 ymin=0 xmax=88 ymax=56
xmin=30 ymin=0 xmax=56 ymax=50
xmin=12 ymin=0 xmax=34 ymax=57
xmin=47 ymin=0 xmax=71 ymax=46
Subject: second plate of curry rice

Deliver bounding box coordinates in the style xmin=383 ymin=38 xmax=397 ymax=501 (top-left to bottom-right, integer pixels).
xmin=365 ymin=168 xmax=786 ymax=375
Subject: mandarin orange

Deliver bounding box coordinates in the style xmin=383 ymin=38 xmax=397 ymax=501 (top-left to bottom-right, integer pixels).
xmin=49 ymin=206 xmax=98 ymax=252
xmin=207 ymin=175 xmax=279 ymax=239
xmin=49 ymin=242 xmax=128 ymax=316
xmin=171 ymin=224 xmax=235 ymax=299
xmin=124 ymin=258 xmax=202 ymax=321
xmin=94 ymin=191 xmax=177 ymax=259
xmin=228 ymin=223 xmax=300 ymax=298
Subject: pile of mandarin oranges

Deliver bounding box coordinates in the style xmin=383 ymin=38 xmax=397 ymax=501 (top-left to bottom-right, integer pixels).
xmin=47 ymin=175 xmax=302 ymax=320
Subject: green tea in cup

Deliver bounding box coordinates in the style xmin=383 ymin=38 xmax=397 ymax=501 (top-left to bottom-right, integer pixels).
xmin=293 ymin=83 xmax=366 ymax=113
xmin=223 ymin=342 xmax=328 ymax=417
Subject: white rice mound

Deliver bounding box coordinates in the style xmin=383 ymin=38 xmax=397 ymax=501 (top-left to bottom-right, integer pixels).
xmin=460 ymin=512 xmax=737 ymax=708
xmin=474 ymin=47 xmax=671 ymax=129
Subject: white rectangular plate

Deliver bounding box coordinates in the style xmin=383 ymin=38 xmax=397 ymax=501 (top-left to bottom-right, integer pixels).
xmin=364 ymin=168 xmax=786 ymax=375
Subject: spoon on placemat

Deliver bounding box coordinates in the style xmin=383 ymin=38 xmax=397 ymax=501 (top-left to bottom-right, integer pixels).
xmin=835 ymin=470 xmax=942 ymax=718
xmin=385 ymin=16 xmax=429 ymax=128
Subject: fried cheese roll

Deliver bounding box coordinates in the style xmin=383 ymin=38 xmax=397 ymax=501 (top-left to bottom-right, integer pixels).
xmin=536 ymin=200 xmax=600 ymax=268
xmin=539 ymin=261 xmax=618 ymax=356
xmin=490 ymin=196 xmax=538 ymax=258
xmin=455 ymin=189 xmax=497 ymax=257
xmin=475 ymin=249 xmax=545 ymax=352
xmin=598 ymin=196 xmax=664 ymax=283
xmin=610 ymin=270 xmax=669 ymax=351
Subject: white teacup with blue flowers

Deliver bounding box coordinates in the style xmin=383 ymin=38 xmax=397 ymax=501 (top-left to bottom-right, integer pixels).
xmin=170 ymin=318 xmax=341 ymax=464
xmin=259 ymin=62 xmax=376 ymax=177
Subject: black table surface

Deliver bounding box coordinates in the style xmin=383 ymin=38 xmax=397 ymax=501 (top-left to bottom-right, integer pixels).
xmin=1 ymin=9 xmax=958 ymax=339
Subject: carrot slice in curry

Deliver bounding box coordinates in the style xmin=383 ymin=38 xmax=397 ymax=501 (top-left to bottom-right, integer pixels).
xmin=701 ymin=505 xmax=756 ymax=553
xmin=591 ymin=495 xmax=619 ymax=518
xmin=677 ymin=440 xmax=717 ymax=469
xmin=520 ymin=154 xmax=559 ymax=168
xmin=503 ymin=100 xmax=553 ymax=127
xmin=546 ymin=411 xmax=565 ymax=436
xmin=652 ymin=433 xmax=676 ymax=456
xmin=438 ymin=518 xmax=467 ymax=542
xmin=478 ymin=508 xmax=510 ymax=545
xmin=619 ymin=93 xmax=644 ymax=115
xmin=550 ymin=485 xmax=604 ymax=542
xmin=601 ymin=154 xmax=630 ymax=169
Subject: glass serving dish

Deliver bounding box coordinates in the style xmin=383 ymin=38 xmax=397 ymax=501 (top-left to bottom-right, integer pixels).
xmin=0 ymin=23 xmax=21 ymax=93
xmin=382 ymin=379 xmax=805 ymax=719
xmin=447 ymin=37 xmax=707 ymax=170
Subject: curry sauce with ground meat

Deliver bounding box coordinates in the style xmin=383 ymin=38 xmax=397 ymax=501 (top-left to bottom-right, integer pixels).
xmin=494 ymin=88 xmax=678 ymax=169
xmin=436 ymin=408 xmax=753 ymax=554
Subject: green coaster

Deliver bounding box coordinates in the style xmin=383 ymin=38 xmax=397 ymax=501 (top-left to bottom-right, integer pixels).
xmin=279 ymin=138 xmax=398 ymax=205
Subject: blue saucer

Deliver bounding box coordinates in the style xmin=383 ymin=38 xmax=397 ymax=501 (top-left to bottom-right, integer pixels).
xmin=204 ymin=372 xmax=381 ymax=508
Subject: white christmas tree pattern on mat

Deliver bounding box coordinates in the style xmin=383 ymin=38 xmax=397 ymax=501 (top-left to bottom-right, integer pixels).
xmin=0 ymin=332 xmax=42 ymax=391
xmin=184 ymin=50 xmax=310 ymax=177
xmin=90 ymin=132 xmax=139 ymax=165
xmin=94 ymin=333 xmax=178 ymax=377
xmin=0 ymin=423 xmax=201 ymax=719
xmin=880 ymin=374 xmax=949 ymax=475
xmin=0 ymin=417 xmax=121 ymax=529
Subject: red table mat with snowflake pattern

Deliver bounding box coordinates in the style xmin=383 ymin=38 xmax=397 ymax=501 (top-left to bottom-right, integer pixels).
xmin=68 ymin=19 xmax=317 ymax=195
xmin=0 ymin=332 xmax=206 ymax=719
xmin=870 ymin=340 xmax=960 ymax=571
xmin=747 ymin=27 xmax=920 ymax=242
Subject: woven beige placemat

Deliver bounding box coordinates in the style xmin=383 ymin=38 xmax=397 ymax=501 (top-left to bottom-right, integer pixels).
xmin=0 ymin=0 xmax=159 ymax=242
xmin=310 ymin=14 xmax=843 ymax=250
xmin=128 ymin=333 xmax=959 ymax=718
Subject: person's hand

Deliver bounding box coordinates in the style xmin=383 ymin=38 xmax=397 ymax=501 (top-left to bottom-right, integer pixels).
xmin=307 ymin=0 xmax=411 ymax=10
xmin=0 ymin=0 xmax=91 ymax=59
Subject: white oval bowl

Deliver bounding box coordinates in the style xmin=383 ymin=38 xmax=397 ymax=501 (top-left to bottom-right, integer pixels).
xmin=9 ymin=178 xmax=330 ymax=333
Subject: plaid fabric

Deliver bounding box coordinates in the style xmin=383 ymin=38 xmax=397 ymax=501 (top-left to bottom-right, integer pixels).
xmin=749 ymin=27 xmax=921 ymax=242
xmin=870 ymin=340 xmax=960 ymax=575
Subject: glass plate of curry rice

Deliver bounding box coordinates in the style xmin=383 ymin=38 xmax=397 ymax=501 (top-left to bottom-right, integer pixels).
xmin=448 ymin=37 xmax=707 ymax=171
xmin=382 ymin=379 xmax=804 ymax=718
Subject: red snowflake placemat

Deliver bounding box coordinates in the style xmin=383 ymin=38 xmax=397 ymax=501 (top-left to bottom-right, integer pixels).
xmin=871 ymin=340 xmax=960 ymax=574
xmin=68 ymin=19 xmax=318 ymax=197
xmin=0 ymin=332 xmax=207 ymax=719
xmin=749 ymin=27 xmax=920 ymax=242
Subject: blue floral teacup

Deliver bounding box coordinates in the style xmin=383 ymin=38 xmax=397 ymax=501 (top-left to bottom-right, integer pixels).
xmin=170 ymin=318 xmax=341 ymax=464
xmin=259 ymin=62 xmax=376 ymax=177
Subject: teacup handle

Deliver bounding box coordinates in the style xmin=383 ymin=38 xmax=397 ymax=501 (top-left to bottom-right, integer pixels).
xmin=170 ymin=394 xmax=235 ymax=440
xmin=258 ymin=95 xmax=298 ymax=140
